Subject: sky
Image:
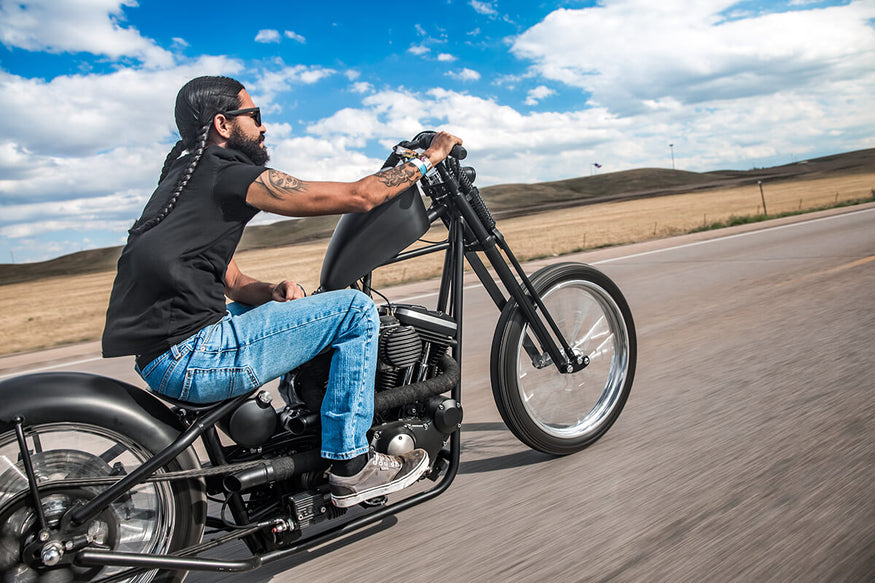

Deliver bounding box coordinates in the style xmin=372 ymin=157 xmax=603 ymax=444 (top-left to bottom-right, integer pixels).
xmin=0 ymin=0 xmax=873 ymax=263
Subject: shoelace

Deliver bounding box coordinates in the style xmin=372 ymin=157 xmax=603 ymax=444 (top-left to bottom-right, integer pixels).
xmin=372 ymin=452 xmax=402 ymax=470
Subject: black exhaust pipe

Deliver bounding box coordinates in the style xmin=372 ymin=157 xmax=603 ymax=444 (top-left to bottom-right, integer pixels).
xmin=223 ymin=451 xmax=323 ymax=493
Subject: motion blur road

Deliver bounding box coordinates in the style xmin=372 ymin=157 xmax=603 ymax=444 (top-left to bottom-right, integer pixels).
xmin=1 ymin=205 xmax=873 ymax=582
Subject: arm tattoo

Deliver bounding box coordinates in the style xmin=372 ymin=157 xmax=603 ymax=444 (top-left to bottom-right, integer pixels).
xmin=374 ymin=163 xmax=420 ymax=188
xmin=257 ymin=169 xmax=307 ymax=199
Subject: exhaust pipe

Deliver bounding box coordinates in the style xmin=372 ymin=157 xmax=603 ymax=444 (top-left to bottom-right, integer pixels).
xmin=223 ymin=451 xmax=323 ymax=493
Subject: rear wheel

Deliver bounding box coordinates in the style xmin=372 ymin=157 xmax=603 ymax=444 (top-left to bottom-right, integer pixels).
xmin=0 ymin=422 xmax=204 ymax=582
xmin=491 ymin=263 xmax=636 ymax=455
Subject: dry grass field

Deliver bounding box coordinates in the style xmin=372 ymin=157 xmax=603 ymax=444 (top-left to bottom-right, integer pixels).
xmin=0 ymin=172 xmax=872 ymax=356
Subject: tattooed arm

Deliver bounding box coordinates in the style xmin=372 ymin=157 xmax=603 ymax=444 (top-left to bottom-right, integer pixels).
xmin=245 ymin=131 xmax=462 ymax=217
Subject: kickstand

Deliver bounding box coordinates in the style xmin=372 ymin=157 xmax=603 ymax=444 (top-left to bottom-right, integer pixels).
xmin=13 ymin=416 xmax=49 ymax=537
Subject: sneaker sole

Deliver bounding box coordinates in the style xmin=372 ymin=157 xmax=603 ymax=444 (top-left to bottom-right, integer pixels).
xmin=331 ymin=453 xmax=430 ymax=508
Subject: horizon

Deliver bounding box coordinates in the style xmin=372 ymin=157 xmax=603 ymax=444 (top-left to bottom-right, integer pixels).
xmin=1 ymin=0 xmax=873 ymax=263
xmin=3 ymin=144 xmax=868 ymax=268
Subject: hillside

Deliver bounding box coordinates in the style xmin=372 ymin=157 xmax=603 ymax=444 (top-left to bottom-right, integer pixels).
xmin=1 ymin=147 xmax=871 ymax=286
xmin=480 ymin=148 xmax=874 ymax=215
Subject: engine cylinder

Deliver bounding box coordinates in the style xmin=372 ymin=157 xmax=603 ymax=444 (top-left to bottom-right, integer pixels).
xmin=381 ymin=325 xmax=422 ymax=368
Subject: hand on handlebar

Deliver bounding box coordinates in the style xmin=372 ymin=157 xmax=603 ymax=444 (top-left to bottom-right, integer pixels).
xmin=424 ymin=131 xmax=464 ymax=166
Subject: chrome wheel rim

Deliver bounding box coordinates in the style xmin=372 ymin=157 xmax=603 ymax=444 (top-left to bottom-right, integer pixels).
xmin=515 ymin=279 xmax=630 ymax=439
xmin=0 ymin=423 xmax=176 ymax=582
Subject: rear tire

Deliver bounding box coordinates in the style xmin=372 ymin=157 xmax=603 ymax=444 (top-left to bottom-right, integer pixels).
xmin=491 ymin=263 xmax=636 ymax=455
xmin=0 ymin=422 xmax=205 ymax=583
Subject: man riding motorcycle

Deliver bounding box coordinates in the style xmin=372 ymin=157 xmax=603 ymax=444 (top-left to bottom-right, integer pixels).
xmin=101 ymin=75 xmax=462 ymax=508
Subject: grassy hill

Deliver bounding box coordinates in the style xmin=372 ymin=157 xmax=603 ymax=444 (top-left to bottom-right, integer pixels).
xmin=479 ymin=148 xmax=874 ymax=215
xmin=1 ymin=147 xmax=871 ymax=286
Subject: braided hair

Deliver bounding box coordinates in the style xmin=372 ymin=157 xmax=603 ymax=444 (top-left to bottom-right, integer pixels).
xmin=130 ymin=76 xmax=245 ymax=235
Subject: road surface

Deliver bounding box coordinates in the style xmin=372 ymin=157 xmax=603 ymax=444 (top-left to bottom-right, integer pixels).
xmin=1 ymin=205 xmax=873 ymax=582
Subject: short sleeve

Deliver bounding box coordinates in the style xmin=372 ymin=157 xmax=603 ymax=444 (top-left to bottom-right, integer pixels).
xmin=212 ymin=148 xmax=267 ymax=220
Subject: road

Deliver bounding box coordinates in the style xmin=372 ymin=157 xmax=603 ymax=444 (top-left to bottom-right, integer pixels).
xmin=1 ymin=205 xmax=873 ymax=582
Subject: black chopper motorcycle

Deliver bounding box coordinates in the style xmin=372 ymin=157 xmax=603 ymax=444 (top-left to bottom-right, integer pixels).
xmin=0 ymin=132 xmax=636 ymax=582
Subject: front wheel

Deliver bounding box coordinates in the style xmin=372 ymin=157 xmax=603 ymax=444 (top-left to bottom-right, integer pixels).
xmin=491 ymin=263 xmax=636 ymax=455
xmin=0 ymin=422 xmax=204 ymax=583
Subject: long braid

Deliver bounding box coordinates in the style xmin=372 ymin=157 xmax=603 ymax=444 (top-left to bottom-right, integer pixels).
xmin=130 ymin=123 xmax=211 ymax=235
xmin=129 ymin=76 xmax=245 ymax=236
xmin=158 ymin=139 xmax=186 ymax=184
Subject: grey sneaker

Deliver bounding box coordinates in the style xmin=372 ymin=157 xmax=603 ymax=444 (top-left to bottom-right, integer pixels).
xmin=329 ymin=449 xmax=429 ymax=508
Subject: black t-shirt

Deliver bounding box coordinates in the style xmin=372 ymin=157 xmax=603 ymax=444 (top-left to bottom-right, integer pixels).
xmin=102 ymin=145 xmax=265 ymax=358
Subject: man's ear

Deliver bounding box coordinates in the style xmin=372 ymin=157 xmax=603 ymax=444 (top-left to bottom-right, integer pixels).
xmin=212 ymin=113 xmax=234 ymax=140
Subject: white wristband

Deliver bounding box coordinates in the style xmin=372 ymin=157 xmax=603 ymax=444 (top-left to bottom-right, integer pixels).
xmin=410 ymin=157 xmax=428 ymax=177
xmin=417 ymin=154 xmax=433 ymax=173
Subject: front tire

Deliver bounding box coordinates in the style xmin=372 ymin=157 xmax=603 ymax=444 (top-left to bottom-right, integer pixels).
xmin=491 ymin=263 xmax=636 ymax=455
xmin=0 ymin=422 xmax=204 ymax=583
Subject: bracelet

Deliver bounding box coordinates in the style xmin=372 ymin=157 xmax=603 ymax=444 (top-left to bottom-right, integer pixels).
xmin=417 ymin=154 xmax=433 ymax=173
xmin=410 ymin=157 xmax=428 ymax=177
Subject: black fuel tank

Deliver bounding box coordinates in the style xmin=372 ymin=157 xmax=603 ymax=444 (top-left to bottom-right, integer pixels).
xmin=320 ymin=187 xmax=429 ymax=290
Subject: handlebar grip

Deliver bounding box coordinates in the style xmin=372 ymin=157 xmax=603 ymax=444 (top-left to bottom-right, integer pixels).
xmin=409 ymin=131 xmax=466 ymax=160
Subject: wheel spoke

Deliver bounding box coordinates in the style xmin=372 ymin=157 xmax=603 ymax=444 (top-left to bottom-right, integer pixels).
xmin=0 ymin=423 xmax=180 ymax=582
xmin=493 ymin=263 xmax=636 ymax=455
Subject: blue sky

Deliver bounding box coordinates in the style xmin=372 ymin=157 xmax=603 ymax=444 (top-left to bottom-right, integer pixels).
xmin=1 ymin=0 xmax=873 ymax=263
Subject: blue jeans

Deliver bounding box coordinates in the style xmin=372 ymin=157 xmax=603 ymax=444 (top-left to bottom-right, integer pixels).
xmin=137 ymin=289 xmax=379 ymax=460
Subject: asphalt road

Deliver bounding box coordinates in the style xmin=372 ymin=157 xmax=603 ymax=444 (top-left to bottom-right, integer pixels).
xmin=1 ymin=205 xmax=873 ymax=582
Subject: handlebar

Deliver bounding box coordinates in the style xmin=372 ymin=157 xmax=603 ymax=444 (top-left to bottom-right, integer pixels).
xmin=385 ymin=130 xmax=493 ymax=230
xmin=403 ymin=130 xmax=467 ymax=161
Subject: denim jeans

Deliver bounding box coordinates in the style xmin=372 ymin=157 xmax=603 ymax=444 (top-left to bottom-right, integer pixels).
xmin=137 ymin=289 xmax=379 ymax=460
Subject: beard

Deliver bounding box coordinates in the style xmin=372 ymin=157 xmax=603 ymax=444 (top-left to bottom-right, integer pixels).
xmin=227 ymin=126 xmax=270 ymax=166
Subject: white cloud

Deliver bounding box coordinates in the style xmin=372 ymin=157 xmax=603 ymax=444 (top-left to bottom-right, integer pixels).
xmin=512 ymin=1 xmax=875 ymax=114
xmin=351 ymin=81 xmax=374 ymax=94
xmin=525 ymin=85 xmax=555 ymax=105
xmin=0 ymin=0 xmax=174 ymax=67
xmin=255 ymin=29 xmax=306 ymax=44
xmin=470 ymin=1 xmax=497 ymax=16
xmin=0 ymin=56 xmax=248 ymax=258
xmin=446 ymin=68 xmax=481 ymax=82
xmin=251 ymin=64 xmax=337 ymax=104
xmin=255 ymin=29 xmax=282 ymax=43
xmin=0 ymin=57 xmax=244 ymax=157
xmin=408 ymin=44 xmax=430 ymax=55
xmin=268 ymin=136 xmax=383 ymax=184
xmin=438 ymin=53 xmax=457 ymax=62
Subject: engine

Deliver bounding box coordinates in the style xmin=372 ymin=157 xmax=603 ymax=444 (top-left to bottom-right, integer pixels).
xmin=376 ymin=304 xmax=456 ymax=391
xmin=371 ymin=304 xmax=462 ymax=462
xmin=265 ymin=303 xmax=462 ymax=465
xmin=218 ymin=303 xmax=462 ymax=546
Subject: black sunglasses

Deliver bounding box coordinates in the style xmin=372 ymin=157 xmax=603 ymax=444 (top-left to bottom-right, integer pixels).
xmin=222 ymin=107 xmax=262 ymax=127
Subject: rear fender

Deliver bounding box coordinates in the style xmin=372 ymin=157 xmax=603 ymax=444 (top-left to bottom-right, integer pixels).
xmin=0 ymin=371 xmax=201 ymax=471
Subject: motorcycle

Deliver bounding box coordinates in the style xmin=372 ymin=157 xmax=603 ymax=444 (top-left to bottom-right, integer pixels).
xmin=0 ymin=132 xmax=636 ymax=582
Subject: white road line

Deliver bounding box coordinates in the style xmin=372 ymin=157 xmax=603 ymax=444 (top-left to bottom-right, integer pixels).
xmin=593 ymin=206 xmax=875 ymax=265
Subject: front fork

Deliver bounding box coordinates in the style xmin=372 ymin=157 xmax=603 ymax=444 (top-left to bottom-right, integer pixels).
xmin=435 ymin=165 xmax=589 ymax=374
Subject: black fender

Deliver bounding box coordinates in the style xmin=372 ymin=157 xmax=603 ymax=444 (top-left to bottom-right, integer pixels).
xmin=0 ymin=371 xmax=201 ymax=471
